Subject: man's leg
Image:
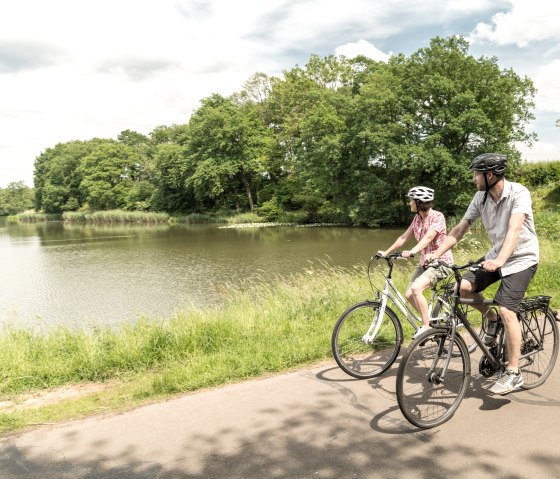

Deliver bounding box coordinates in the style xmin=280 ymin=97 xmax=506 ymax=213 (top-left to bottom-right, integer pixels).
xmin=459 ymin=265 xmax=501 ymax=344
xmin=488 ymin=265 xmax=537 ymax=394
xmin=500 ymin=306 xmax=521 ymax=371
xmin=489 ymin=304 xmax=524 ymax=394
xmin=459 ymin=278 xmax=498 ymax=321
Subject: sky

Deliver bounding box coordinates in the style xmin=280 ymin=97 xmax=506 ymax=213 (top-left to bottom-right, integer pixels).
xmin=1 ymin=0 xmax=559 ymax=188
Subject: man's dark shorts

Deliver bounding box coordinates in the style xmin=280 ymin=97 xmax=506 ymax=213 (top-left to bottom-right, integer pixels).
xmin=461 ymin=257 xmax=538 ymax=313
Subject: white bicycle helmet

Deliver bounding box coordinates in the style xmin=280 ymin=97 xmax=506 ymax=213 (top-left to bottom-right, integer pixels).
xmin=406 ymin=186 xmax=434 ymax=202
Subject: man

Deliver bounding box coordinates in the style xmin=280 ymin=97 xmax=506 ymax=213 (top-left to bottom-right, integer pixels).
xmin=426 ymin=153 xmax=539 ymax=395
xmin=378 ymin=186 xmax=454 ymax=339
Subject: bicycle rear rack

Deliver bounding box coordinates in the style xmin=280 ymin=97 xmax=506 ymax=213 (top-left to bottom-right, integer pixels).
xmin=519 ymin=295 xmax=551 ymax=313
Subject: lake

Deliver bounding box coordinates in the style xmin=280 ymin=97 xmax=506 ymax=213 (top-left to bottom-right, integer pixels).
xmin=0 ymin=218 xmax=402 ymax=328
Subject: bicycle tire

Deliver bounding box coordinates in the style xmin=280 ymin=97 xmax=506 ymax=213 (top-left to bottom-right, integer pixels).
xmin=519 ymin=306 xmax=559 ymax=389
xmin=431 ymin=299 xmax=480 ymax=354
xmin=396 ymin=328 xmax=471 ymax=428
xmin=332 ymin=301 xmax=403 ymax=379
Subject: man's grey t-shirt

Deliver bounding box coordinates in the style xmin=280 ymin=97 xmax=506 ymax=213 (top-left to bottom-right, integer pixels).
xmin=462 ymin=180 xmax=539 ymax=276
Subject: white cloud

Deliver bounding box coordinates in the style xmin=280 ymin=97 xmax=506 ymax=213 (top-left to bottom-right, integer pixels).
xmin=1 ymin=0 xmax=560 ymax=187
xmin=336 ymin=40 xmax=391 ymax=62
xmin=516 ymin=140 xmax=560 ymax=162
xmin=469 ymin=0 xmax=560 ymax=47
xmin=533 ymin=60 xmax=560 ymax=112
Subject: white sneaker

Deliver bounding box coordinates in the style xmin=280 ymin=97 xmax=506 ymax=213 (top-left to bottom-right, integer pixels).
xmin=413 ymin=325 xmax=430 ymax=339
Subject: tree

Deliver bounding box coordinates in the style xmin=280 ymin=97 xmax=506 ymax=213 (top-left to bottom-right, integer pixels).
xmin=0 ymin=182 xmax=34 ymax=215
xmin=345 ymin=36 xmax=536 ymax=221
xmin=185 ymin=94 xmax=272 ymax=211
xmin=33 ymin=140 xmax=102 ymax=213
xmin=79 ymin=141 xmax=154 ymax=210
xmin=152 ymin=143 xmax=196 ymax=212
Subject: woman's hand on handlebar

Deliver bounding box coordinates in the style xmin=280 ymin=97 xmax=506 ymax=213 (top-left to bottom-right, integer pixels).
xmin=424 ymin=252 xmax=439 ymax=263
xmin=401 ymin=250 xmax=415 ymax=259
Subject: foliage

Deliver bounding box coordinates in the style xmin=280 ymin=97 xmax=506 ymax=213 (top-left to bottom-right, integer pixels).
xmin=31 ymin=36 xmax=540 ymax=225
xmin=185 ymin=94 xmax=273 ymax=212
xmin=0 ymin=182 xmax=34 ymax=215
xmin=512 ymin=160 xmax=560 ymax=187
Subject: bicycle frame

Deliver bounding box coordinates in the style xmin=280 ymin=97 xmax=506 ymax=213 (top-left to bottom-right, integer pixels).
xmin=437 ymin=262 xmax=551 ymax=377
xmin=364 ymin=254 xmax=439 ymax=339
xmin=396 ymin=261 xmax=557 ymax=428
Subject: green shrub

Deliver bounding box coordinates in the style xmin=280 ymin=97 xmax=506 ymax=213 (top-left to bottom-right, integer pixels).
xmin=257 ymin=197 xmax=283 ymax=221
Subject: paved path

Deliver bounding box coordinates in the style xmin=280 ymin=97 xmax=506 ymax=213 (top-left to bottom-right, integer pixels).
xmin=1 ymin=353 xmax=560 ymax=479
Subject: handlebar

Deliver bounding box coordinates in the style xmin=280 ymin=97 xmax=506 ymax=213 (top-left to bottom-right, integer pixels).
xmin=373 ymin=251 xmax=415 ymax=261
xmin=425 ymin=259 xmax=482 ymax=271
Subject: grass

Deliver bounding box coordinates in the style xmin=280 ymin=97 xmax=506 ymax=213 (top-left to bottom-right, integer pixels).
xmin=170 ymin=213 xmax=227 ymax=224
xmin=0 ymin=239 xmax=558 ymax=435
xmin=63 ymin=210 xmax=170 ymax=223
xmin=15 ymin=212 xmax=62 ymax=222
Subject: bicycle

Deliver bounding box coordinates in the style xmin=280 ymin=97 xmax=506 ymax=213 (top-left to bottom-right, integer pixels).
xmin=331 ymin=252 xmax=480 ymax=379
xmin=396 ymin=261 xmax=559 ymax=429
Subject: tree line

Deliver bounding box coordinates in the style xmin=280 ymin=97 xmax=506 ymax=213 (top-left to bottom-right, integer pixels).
xmin=31 ymin=36 xmax=538 ymax=226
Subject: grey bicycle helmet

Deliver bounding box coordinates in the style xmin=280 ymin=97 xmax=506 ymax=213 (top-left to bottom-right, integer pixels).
xmin=468 ymin=153 xmax=507 ymax=176
xmin=469 ymin=153 xmax=507 ymax=204
xmin=406 ymin=186 xmax=434 ymax=202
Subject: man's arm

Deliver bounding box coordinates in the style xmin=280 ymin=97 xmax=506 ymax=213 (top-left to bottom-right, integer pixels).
xmin=481 ymin=212 xmax=526 ymax=272
xmin=425 ymin=219 xmax=471 ymax=262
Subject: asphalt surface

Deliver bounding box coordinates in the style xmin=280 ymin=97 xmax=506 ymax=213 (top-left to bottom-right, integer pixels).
xmin=1 ymin=349 xmax=560 ymax=479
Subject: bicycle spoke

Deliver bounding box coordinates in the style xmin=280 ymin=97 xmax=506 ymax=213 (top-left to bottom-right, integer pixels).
xmin=332 ymin=301 xmax=402 ymax=379
xmin=519 ymin=305 xmax=559 ymax=388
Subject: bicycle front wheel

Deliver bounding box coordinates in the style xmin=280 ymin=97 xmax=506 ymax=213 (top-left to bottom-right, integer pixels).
xmin=332 ymin=301 xmax=403 ymax=379
xmin=519 ymin=306 xmax=559 ymax=389
xmin=396 ymin=329 xmax=471 ymax=428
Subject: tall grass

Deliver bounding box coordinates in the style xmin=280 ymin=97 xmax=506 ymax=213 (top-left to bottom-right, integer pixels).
xmin=16 ymin=213 xmax=62 ymax=222
xmin=63 ymin=210 xmax=170 ymax=223
xmin=0 ymin=242 xmax=557 ymax=400
xmin=0 ymin=262 xmax=374 ymax=397
xmin=0 ymin=238 xmax=558 ymax=434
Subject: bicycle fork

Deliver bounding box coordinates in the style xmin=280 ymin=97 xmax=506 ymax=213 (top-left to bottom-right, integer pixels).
xmin=362 ymin=285 xmax=390 ymax=344
xmin=426 ymin=327 xmax=459 ymax=384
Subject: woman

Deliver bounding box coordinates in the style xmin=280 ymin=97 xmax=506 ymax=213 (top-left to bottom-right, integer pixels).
xmin=377 ymin=186 xmax=454 ymax=338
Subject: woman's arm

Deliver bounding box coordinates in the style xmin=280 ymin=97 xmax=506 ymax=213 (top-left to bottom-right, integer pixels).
xmin=378 ymin=228 xmax=414 ymax=256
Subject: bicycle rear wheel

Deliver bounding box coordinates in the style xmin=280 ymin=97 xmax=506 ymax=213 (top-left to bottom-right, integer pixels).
xmin=518 ymin=302 xmax=559 ymax=389
xmin=332 ymin=301 xmax=403 ymax=379
xmin=396 ymin=329 xmax=470 ymax=428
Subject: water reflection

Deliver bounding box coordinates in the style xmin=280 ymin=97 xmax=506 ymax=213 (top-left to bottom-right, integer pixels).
xmin=0 ymin=218 xmax=402 ymax=328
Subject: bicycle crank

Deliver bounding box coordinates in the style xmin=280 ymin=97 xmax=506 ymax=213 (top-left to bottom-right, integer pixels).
xmin=478 ymin=356 xmax=497 ymax=377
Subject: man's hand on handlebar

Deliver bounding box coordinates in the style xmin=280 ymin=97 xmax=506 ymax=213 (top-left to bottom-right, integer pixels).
xmin=479 ymin=258 xmax=504 ymax=272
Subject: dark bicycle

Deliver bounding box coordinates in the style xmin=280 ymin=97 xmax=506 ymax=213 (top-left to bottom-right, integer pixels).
xmin=396 ymin=261 xmax=559 ymax=428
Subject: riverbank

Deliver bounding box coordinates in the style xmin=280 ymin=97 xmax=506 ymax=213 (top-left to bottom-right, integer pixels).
xmin=0 ymin=239 xmax=558 ymax=436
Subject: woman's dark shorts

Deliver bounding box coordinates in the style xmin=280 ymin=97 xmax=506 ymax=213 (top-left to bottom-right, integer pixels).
xmin=461 ymin=258 xmax=538 ymax=313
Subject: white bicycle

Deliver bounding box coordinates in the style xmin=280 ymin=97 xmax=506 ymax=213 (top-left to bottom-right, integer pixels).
xmin=331 ymin=252 xmax=480 ymax=379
